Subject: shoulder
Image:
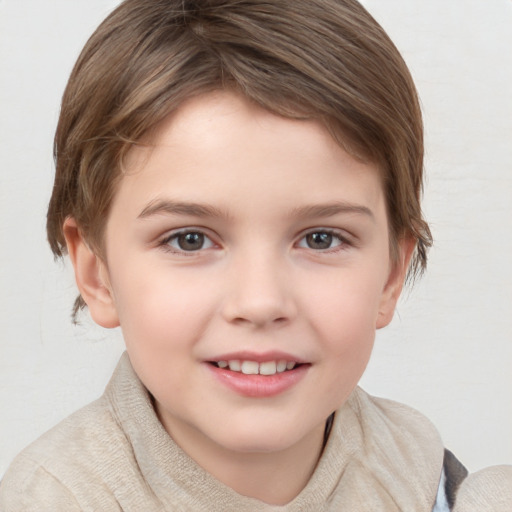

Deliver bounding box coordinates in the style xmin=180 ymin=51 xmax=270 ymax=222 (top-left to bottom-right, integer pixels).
xmin=348 ymin=387 xmax=444 ymax=450
xmin=0 ymin=396 xmax=127 ymax=511
xmin=0 ymin=452 xmax=81 ymax=512
xmin=0 ymin=353 xmax=163 ymax=511
xmin=344 ymin=390 xmax=512 ymax=511
xmin=2 ymin=393 xmax=123 ymax=470
xmin=453 ymin=464 xmax=512 ymax=512
xmin=334 ymin=388 xmax=445 ymax=509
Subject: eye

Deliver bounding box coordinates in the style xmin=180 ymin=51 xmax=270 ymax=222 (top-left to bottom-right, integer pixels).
xmin=297 ymin=230 xmax=345 ymax=251
xmin=162 ymin=230 xmax=215 ymax=252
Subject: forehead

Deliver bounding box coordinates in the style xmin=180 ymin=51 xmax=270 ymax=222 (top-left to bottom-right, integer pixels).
xmin=117 ymin=91 xmax=385 ymax=220
xmin=133 ymin=92 xmax=348 ymax=165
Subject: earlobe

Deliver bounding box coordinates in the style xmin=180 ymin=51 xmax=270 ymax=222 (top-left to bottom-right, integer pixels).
xmin=63 ymin=218 xmax=120 ymax=328
xmin=376 ymin=238 xmax=416 ymax=329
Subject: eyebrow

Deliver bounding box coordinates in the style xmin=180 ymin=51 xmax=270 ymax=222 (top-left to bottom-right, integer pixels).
xmin=290 ymin=202 xmax=375 ymax=221
xmin=137 ymin=199 xmax=374 ymax=222
xmin=138 ymin=199 xmax=228 ymax=220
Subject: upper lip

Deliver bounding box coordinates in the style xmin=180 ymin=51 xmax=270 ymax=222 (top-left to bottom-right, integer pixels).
xmin=205 ymin=350 xmax=309 ymax=364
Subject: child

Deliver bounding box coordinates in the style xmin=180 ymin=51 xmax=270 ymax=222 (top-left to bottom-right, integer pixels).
xmin=1 ymin=0 xmax=510 ymax=510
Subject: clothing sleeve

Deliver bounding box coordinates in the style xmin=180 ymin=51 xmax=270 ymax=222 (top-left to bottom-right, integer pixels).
xmin=452 ymin=465 xmax=512 ymax=512
xmin=0 ymin=455 xmax=81 ymax=512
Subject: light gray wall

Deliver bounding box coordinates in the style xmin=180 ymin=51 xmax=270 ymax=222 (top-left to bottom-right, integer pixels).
xmin=1 ymin=0 xmax=511 ymax=476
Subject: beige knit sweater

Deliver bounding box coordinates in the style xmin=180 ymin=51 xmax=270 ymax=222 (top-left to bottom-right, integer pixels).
xmin=1 ymin=353 xmax=511 ymax=511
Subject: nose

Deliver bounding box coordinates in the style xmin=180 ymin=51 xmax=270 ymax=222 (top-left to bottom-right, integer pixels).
xmin=221 ymin=253 xmax=297 ymax=328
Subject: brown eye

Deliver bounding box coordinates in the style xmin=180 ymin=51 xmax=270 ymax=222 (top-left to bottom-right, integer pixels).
xmin=297 ymin=231 xmax=345 ymax=251
xmin=165 ymin=231 xmax=214 ymax=252
xmin=306 ymin=232 xmax=333 ymax=249
xmin=177 ymin=232 xmax=205 ymax=251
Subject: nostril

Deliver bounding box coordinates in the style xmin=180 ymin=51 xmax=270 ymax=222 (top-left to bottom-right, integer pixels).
xmin=232 ymin=317 xmax=250 ymax=325
xmin=230 ymin=315 xmax=288 ymax=327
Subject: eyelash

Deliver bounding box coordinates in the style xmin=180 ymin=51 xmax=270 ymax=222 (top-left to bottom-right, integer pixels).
xmin=157 ymin=228 xmax=352 ymax=255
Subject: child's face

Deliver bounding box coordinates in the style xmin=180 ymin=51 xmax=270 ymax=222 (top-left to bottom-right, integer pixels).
xmin=77 ymin=91 xmax=408 ymax=461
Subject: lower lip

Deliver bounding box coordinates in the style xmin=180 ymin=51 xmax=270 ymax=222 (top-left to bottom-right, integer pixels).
xmin=206 ymin=364 xmax=309 ymax=398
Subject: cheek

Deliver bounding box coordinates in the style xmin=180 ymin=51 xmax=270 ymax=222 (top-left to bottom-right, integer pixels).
xmin=313 ymin=280 xmax=379 ymax=399
xmin=108 ymin=262 xmax=221 ymax=349
xmin=301 ymin=265 xmax=385 ymax=402
xmin=108 ymin=270 xmax=205 ymax=395
xmin=304 ymin=268 xmax=385 ymax=339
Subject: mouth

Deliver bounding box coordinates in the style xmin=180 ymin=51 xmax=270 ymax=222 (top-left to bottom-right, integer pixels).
xmin=206 ymin=357 xmax=309 ymax=397
xmin=208 ymin=359 xmax=302 ymax=375
xmin=205 ymin=352 xmax=310 ymax=397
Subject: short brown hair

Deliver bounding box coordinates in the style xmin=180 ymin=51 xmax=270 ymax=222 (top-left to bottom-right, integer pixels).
xmin=47 ymin=0 xmax=432 ymax=315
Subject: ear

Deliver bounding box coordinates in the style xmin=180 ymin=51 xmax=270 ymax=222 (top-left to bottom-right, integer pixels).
xmin=376 ymin=237 xmax=416 ymax=329
xmin=63 ymin=218 xmax=120 ymax=328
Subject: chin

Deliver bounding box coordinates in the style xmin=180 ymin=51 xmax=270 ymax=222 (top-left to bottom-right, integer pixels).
xmin=210 ymin=420 xmax=313 ymax=455
xmin=221 ymin=438 xmax=292 ymax=455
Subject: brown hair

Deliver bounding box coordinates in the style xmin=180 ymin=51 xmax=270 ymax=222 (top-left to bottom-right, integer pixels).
xmin=47 ymin=0 xmax=432 ymax=316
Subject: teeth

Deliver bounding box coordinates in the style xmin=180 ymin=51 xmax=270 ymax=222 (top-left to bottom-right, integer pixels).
xmin=277 ymin=360 xmax=287 ymax=373
xmin=217 ymin=359 xmax=299 ymax=375
xmin=241 ymin=361 xmax=259 ymax=375
xmin=228 ymin=360 xmax=241 ymax=371
xmin=259 ymin=361 xmax=277 ymax=375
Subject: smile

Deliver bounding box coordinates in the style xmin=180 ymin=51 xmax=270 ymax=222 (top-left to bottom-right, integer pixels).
xmin=206 ymin=357 xmax=309 ymax=398
xmin=211 ymin=360 xmax=298 ymax=375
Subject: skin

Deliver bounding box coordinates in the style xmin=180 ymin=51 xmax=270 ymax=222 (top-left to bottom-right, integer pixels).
xmin=64 ymin=91 xmax=413 ymax=505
